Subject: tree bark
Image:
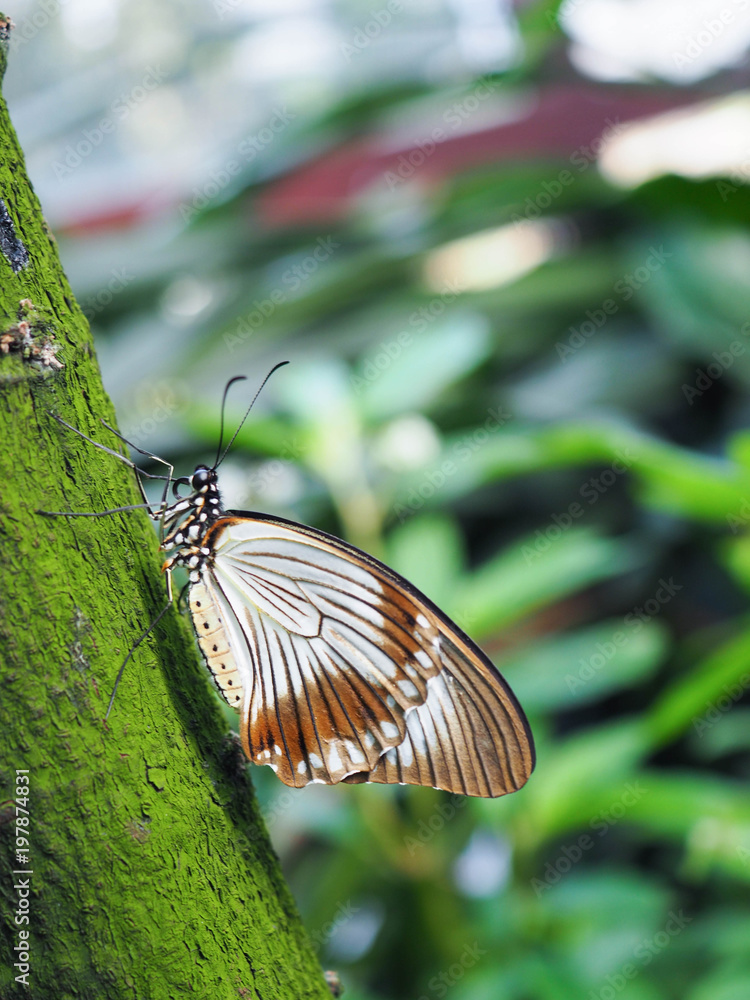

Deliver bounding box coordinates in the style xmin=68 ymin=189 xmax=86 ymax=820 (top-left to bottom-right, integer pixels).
xmin=0 ymin=20 xmax=330 ymax=1000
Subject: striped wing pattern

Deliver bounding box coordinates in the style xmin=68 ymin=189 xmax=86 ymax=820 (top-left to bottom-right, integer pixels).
xmin=195 ymin=516 xmax=534 ymax=798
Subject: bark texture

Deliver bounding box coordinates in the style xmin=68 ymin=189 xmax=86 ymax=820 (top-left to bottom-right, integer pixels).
xmin=0 ymin=21 xmax=330 ymax=1000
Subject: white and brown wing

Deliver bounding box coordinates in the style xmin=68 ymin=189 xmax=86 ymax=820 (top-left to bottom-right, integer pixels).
xmin=191 ymin=513 xmax=534 ymax=798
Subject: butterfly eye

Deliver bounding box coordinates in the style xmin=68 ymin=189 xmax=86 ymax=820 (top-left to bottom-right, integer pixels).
xmin=191 ymin=466 xmax=212 ymax=491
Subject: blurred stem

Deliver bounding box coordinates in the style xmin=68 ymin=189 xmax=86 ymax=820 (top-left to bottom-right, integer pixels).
xmin=308 ymin=401 xmax=385 ymax=556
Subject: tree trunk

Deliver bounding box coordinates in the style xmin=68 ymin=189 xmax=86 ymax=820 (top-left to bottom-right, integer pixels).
xmin=0 ymin=20 xmax=330 ymax=1000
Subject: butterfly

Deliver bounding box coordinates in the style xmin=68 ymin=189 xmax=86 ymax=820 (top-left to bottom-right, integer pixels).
xmin=43 ymin=365 xmax=535 ymax=798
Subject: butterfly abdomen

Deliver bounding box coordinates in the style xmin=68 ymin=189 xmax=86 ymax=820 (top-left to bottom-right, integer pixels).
xmin=189 ymin=580 xmax=244 ymax=709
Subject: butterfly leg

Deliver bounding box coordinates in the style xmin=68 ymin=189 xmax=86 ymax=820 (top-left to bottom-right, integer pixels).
xmin=49 ymin=414 xmax=167 ymax=479
xmin=100 ymin=418 xmax=173 ymax=471
xmin=105 ymin=569 xmax=175 ymax=719
xmin=38 ymin=503 xmax=158 ymax=519
xmin=41 ymin=413 xmax=171 ymax=521
xmin=100 ymin=419 xmax=175 ymax=516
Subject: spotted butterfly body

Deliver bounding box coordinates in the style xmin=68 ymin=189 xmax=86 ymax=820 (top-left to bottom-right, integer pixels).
xmin=161 ymin=465 xmax=535 ymax=798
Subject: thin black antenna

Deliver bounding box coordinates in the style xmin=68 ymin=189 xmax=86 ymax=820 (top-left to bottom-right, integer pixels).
xmin=213 ymin=375 xmax=248 ymax=468
xmin=214 ymin=361 xmax=289 ymax=469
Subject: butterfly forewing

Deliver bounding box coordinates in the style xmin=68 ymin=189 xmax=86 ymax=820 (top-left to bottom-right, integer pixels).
xmin=198 ymin=515 xmax=534 ymax=798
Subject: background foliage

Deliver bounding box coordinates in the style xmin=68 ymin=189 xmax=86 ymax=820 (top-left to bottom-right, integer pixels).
xmin=7 ymin=1 xmax=750 ymax=997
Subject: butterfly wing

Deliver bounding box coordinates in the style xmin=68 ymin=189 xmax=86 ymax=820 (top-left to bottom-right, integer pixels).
xmin=197 ymin=512 xmax=534 ymax=798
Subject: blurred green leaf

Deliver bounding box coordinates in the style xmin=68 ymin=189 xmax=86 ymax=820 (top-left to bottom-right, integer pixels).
xmin=625 ymin=772 xmax=750 ymax=881
xmin=386 ymin=512 xmax=466 ymax=609
xmin=646 ymin=623 xmax=750 ymax=749
xmin=637 ymin=225 xmax=750 ymax=365
xmin=690 ymin=708 xmax=750 ymax=759
xmin=720 ymin=535 xmax=750 ymax=595
xmin=451 ymin=528 xmax=644 ymax=636
xmin=688 ymin=970 xmax=750 ymax=1000
xmin=357 ymin=313 xmax=491 ymax=420
xmin=519 ymin=719 xmax=647 ymax=844
xmin=394 ymin=420 xmax=750 ymax=523
xmin=540 ymin=869 xmax=670 ymax=982
xmin=505 ymin=618 xmax=669 ymax=713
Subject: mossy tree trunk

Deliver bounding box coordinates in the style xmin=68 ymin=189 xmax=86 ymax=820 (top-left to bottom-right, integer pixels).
xmin=0 ymin=21 xmax=330 ymax=1000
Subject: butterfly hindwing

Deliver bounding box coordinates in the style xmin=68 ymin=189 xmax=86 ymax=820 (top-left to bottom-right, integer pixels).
xmin=196 ymin=514 xmax=535 ymax=798
xmin=349 ymin=637 xmax=526 ymax=796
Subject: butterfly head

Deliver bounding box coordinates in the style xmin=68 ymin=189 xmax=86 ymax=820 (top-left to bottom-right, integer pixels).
xmin=181 ymin=463 xmax=223 ymax=520
xmin=191 ymin=464 xmax=217 ymax=493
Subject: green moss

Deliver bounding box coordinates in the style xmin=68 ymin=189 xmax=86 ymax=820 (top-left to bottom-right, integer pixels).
xmin=0 ymin=17 xmax=330 ymax=1000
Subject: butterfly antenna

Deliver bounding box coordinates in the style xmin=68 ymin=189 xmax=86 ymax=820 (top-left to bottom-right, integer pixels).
xmin=213 ymin=375 xmax=248 ymax=468
xmin=214 ymin=361 xmax=289 ymax=469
